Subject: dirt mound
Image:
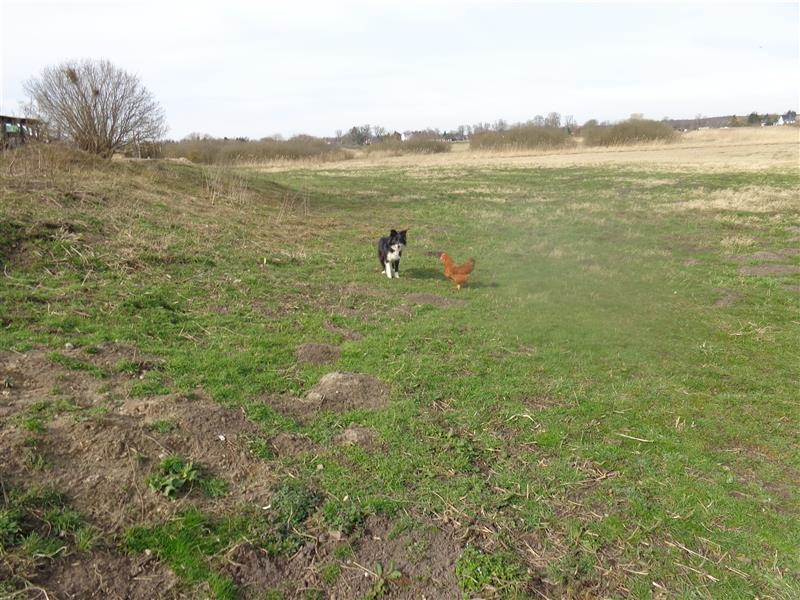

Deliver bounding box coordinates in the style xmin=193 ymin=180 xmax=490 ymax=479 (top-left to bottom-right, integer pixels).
xmin=331 ymin=515 xmax=462 ymax=599
xmin=713 ymin=288 xmax=741 ymax=308
xmin=404 ymin=293 xmax=465 ymax=307
xmin=271 ymin=431 xmax=316 ymax=456
xmin=738 ymin=264 xmax=800 ymax=276
xmin=81 ymin=341 xmax=164 ymax=374
xmin=222 ymin=541 xmax=321 ymax=600
xmin=263 ymin=373 xmax=390 ymax=424
xmin=0 ymin=349 xmax=116 ymax=419
xmin=335 ymin=425 xmax=380 ymax=448
xmin=306 ymin=372 xmax=390 ymax=411
xmin=33 ymin=551 xmax=187 ymax=600
xmin=295 ymin=343 xmax=341 ymax=365
xmin=323 ymin=320 xmax=364 ymax=341
xmin=3 ymin=393 xmax=276 ymax=532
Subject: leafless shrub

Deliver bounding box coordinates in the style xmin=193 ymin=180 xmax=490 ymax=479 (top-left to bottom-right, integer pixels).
xmin=164 ymin=136 xmax=350 ymax=164
xmin=366 ymin=138 xmax=451 ymax=155
xmin=275 ymin=189 xmax=310 ymax=223
xmin=24 ymin=59 xmax=167 ymax=157
xmin=583 ymin=119 xmax=675 ymax=146
xmin=202 ymin=166 xmax=250 ymax=206
xmin=470 ymin=125 xmax=571 ymax=150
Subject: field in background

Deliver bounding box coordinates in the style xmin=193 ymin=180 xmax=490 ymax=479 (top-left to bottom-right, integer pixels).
xmin=251 ymin=127 xmax=799 ymax=172
xmin=0 ymin=131 xmax=798 ymax=599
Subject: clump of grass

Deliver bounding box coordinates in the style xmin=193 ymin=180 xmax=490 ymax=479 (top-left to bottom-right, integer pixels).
xmin=470 ymin=125 xmax=571 ymax=150
xmin=149 ymin=419 xmax=178 ymax=434
xmin=321 ymin=498 xmax=365 ymax=534
xmin=124 ymin=508 xmax=239 ymax=600
xmin=582 ymin=118 xmax=675 ymax=146
xmin=23 ymin=437 xmax=48 ymax=470
xmin=269 ymin=479 xmax=321 ymax=529
xmin=0 ymin=483 xmax=91 ymax=591
xmin=455 ymin=546 xmax=530 ymax=596
xmin=48 ymin=352 xmax=106 ymax=378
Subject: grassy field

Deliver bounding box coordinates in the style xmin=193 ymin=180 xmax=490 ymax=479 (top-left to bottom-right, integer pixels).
xmin=1 ymin=135 xmax=798 ymax=599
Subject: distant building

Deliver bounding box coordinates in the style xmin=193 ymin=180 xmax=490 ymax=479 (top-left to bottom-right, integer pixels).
xmin=1 ymin=115 xmax=43 ymax=150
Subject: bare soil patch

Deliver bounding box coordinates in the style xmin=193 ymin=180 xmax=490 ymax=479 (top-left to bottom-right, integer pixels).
xmin=713 ymin=288 xmax=742 ymax=308
xmin=783 ymin=284 xmax=800 ymax=293
xmin=331 ymin=515 xmax=462 ymax=599
xmin=271 ymin=431 xmax=316 ymax=456
xmin=726 ymin=249 xmax=800 ymax=262
xmin=264 ymin=372 xmax=390 ymax=424
xmin=32 ymin=551 xmax=187 ymax=600
xmin=323 ymin=320 xmax=364 ymax=341
xmin=334 ymin=425 xmax=381 ymax=449
xmin=404 ymin=293 xmax=465 ymax=307
xmin=295 ymin=343 xmax=341 ymax=365
xmin=222 ymin=542 xmax=319 ymax=599
xmin=738 ymin=264 xmax=800 ymax=276
xmin=0 ymin=349 xmax=276 ymax=535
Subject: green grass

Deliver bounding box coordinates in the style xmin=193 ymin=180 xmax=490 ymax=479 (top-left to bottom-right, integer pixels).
xmin=1 ymin=149 xmax=798 ymax=597
xmin=0 ymin=483 xmax=92 ymax=585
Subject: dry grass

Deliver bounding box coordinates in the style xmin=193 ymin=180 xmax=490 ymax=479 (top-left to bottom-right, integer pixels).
xmin=659 ymin=186 xmax=800 ymax=214
xmin=251 ymin=127 xmax=799 ymax=173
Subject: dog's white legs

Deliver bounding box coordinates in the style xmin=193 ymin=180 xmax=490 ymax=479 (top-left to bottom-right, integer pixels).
xmin=384 ymin=262 xmax=393 ymax=278
xmin=393 ymin=267 xmax=399 ymax=278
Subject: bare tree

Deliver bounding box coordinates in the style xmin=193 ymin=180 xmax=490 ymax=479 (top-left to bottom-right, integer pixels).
xmin=24 ymin=59 xmax=167 ymax=157
xmin=544 ymin=112 xmax=561 ymax=128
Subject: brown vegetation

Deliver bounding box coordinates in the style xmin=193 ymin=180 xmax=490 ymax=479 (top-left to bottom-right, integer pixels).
xmin=582 ymin=118 xmax=675 ymax=146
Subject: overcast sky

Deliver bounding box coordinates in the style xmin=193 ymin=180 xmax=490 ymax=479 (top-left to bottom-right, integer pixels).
xmin=1 ymin=1 xmax=797 ymax=139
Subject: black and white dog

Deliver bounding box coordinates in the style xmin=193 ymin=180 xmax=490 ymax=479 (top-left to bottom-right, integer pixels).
xmin=377 ymin=229 xmax=407 ymax=279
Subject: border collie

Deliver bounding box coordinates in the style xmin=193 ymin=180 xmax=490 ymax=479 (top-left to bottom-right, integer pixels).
xmin=377 ymin=229 xmax=407 ymax=279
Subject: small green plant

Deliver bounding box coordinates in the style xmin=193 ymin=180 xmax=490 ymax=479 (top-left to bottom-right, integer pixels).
xmin=199 ymin=477 xmax=230 ymax=498
xmin=147 ymin=455 xmax=200 ymax=498
xmin=269 ymin=480 xmax=321 ymax=529
xmin=23 ymin=437 xmax=48 ymax=470
xmin=21 ymin=416 xmax=46 ymax=433
xmin=130 ymin=370 xmax=170 ymax=396
xmin=321 ymin=499 xmax=364 ymax=535
xmin=44 ymin=508 xmax=83 ymax=534
xmin=320 ymin=563 xmax=341 ymax=585
xmin=149 ymin=419 xmax=178 ymax=434
xmin=74 ymin=526 xmax=97 ymax=552
xmin=0 ymin=509 xmax=22 ymax=551
xmin=365 ymin=561 xmax=402 ymax=599
xmin=332 ymin=543 xmax=355 ymax=561
xmin=243 ymin=434 xmax=274 ymax=460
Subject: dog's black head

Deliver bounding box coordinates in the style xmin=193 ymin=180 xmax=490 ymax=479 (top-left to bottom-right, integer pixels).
xmin=388 ymin=229 xmax=407 ymax=255
xmin=389 ymin=229 xmax=407 ymax=246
